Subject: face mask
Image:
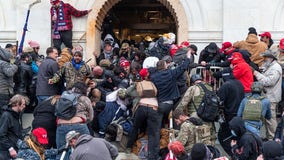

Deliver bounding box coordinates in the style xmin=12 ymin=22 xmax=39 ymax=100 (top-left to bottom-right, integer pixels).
xmin=231 ymin=130 xmax=237 ymax=137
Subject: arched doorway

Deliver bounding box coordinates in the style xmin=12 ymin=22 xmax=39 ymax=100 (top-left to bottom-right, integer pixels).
xmin=86 ymin=0 xmax=189 ymax=63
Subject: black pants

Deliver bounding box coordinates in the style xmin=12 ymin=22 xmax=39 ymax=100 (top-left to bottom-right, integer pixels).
xmin=127 ymin=105 xmax=162 ymax=160
xmin=0 ymin=151 xmax=11 ymax=160
xmin=218 ymin=122 xmax=233 ymax=157
xmin=53 ymin=30 xmax=73 ymax=54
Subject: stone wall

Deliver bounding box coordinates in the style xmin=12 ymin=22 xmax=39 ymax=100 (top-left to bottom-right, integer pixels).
xmin=0 ymin=0 xmax=283 ymax=63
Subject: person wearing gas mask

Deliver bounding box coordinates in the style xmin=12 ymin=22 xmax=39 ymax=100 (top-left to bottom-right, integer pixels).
xmin=253 ymin=50 xmax=282 ymax=140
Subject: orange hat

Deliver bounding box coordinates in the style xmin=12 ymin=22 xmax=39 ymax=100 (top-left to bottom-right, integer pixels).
xmin=32 ymin=128 xmax=48 ymax=145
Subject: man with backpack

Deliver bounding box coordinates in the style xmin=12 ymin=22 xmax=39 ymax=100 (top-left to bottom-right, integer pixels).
xmin=125 ymin=68 xmax=160 ymax=160
xmin=172 ymin=108 xmax=213 ymax=153
xmin=237 ymin=82 xmax=272 ymax=137
xmin=55 ymin=82 xmax=93 ymax=159
xmin=229 ymin=117 xmax=263 ymax=160
xmin=175 ymin=74 xmax=217 ymax=146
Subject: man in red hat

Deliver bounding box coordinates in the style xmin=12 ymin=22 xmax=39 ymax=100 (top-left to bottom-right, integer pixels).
xmin=276 ymin=38 xmax=284 ymax=64
xmin=259 ymin=32 xmax=275 ymax=49
xmin=50 ymin=0 xmax=92 ymax=53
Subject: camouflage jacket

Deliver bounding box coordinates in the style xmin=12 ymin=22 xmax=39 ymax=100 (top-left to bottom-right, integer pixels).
xmin=176 ymin=119 xmax=213 ymax=153
xmin=51 ymin=61 xmax=91 ymax=90
xmin=176 ymin=83 xmax=212 ymax=115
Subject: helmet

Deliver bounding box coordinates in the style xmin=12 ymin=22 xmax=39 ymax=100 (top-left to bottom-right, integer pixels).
xmin=117 ymin=88 xmax=127 ymax=100
xmin=190 ymin=74 xmax=203 ymax=84
xmin=251 ymin=82 xmax=263 ymax=93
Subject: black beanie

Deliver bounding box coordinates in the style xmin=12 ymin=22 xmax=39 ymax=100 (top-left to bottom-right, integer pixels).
xmin=263 ymin=141 xmax=283 ymax=159
xmin=248 ymin=27 xmax=257 ymax=35
xmin=190 ymin=143 xmax=207 ymax=160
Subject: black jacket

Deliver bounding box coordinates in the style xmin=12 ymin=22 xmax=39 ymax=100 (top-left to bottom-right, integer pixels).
xmin=0 ymin=106 xmax=22 ymax=151
xmin=14 ymin=61 xmax=33 ymax=95
xmin=229 ymin=117 xmax=262 ymax=160
xmin=36 ymin=57 xmax=60 ymax=96
xmin=217 ymin=78 xmax=244 ymax=122
xmin=32 ymin=97 xmax=57 ymax=148
xmin=150 ymin=58 xmax=190 ymax=102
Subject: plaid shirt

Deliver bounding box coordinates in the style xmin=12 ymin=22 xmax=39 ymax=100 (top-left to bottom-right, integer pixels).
xmin=50 ymin=2 xmax=88 ymax=31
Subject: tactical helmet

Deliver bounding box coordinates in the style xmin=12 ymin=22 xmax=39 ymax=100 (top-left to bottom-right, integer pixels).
xmin=251 ymin=82 xmax=263 ymax=93
xmin=117 ymin=88 xmax=127 ymax=100
xmin=190 ymin=74 xmax=203 ymax=84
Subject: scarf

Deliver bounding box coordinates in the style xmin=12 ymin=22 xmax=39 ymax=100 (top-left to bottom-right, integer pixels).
xmin=72 ymin=58 xmax=83 ymax=70
xmin=51 ymin=1 xmax=67 ymax=39
xmin=26 ymin=137 xmax=45 ymax=160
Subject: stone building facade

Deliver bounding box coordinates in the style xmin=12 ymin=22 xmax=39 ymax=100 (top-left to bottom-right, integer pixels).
xmin=0 ymin=0 xmax=284 ymax=63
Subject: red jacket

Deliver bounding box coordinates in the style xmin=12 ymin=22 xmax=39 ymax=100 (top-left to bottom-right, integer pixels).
xmin=231 ymin=52 xmax=253 ymax=93
xmin=50 ymin=2 xmax=88 ymax=31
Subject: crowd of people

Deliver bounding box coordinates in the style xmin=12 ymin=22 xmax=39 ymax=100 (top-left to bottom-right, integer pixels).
xmin=1 ymin=0 xmax=284 ymax=160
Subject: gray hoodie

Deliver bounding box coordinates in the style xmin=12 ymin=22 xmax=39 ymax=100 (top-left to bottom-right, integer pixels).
xmin=70 ymin=134 xmax=118 ymax=160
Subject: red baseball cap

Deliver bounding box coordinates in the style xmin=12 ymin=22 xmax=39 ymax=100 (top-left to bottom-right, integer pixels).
xmin=180 ymin=41 xmax=190 ymax=48
xmin=279 ymin=38 xmax=284 ymax=51
xmin=139 ymin=68 xmax=149 ymax=80
xmin=32 ymin=128 xmax=48 ymax=145
xmin=170 ymin=44 xmax=179 ymax=57
xmin=259 ymin=32 xmax=272 ymax=39
xmin=120 ymin=60 xmax=130 ymax=67
xmin=220 ymin=42 xmax=232 ymax=52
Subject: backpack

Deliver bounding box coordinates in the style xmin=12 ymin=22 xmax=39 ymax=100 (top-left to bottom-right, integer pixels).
xmin=136 ymin=80 xmax=157 ymax=98
xmin=243 ymin=96 xmax=263 ymax=121
xmin=55 ymin=91 xmax=81 ymax=120
xmin=193 ymin=83 xmax=220 ymax=122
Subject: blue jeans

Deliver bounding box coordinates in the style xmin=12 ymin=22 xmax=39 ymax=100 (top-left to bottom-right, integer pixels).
xmin=56 ymin=123 xmax=90 ymax=160
xmin=37 ymin=95 xmax=51 ymax=104
xmin=244 ymin=121 xmax=261 ymax=137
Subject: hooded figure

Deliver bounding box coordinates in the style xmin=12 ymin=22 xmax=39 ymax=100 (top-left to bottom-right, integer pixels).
xmin=229 ymin=117 xmax=262 ymax=160
xmin=233 ymin=27 xmax=267 ymax=66
xmin=229 ymin=52 xmax=253 ymax=93
xmin=261 ymin=141 xmax=284 ymax=160
xmin=149 ymin=37 xmax=170 ymax=59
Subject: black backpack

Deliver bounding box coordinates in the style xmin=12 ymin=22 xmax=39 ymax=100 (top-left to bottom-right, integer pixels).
xmin=55 ymin=91 xmax=81 ymax=120
xmin=193 ymin=83 xmax=220 ymax=122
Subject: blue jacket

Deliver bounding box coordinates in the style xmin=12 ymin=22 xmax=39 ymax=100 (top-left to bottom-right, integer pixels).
xmin=17 ymin=139 xmax=57 ymax=160
xmin=150 ymin=58 xmax=190 ymax=102
xmin=237 ymin=94 xmax=271 ymax=128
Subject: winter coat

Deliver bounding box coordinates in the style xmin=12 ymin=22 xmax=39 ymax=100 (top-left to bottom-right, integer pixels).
xmin=217 ymin=78 xmax=244 ymax=122
xmin=150 ymin=58 xmax=190 ymax=102
xmin=231 ymin=52 xmax=254 ymax=93
xmin=17 ymin=139 xmax=57 ymax=160
xmin=0 ymin=106 xmax=22 ymax=151
xmin=70 ymin=134 xmax=118 ymax=160
xmin=36 ymin=57 xmax=60 ymax=96
xmin=14 ymin=61 xmax=33 ymax=95
xmin=149 ymin=37 xmax=170 ymax=59
xmin=233 ymin=34 xmax=267 ymax=66
xmin=198 ymin=44 xmax=221 ymax=64
xmin=254 ymin=60 xmax=282 ymax=103
xmin=229 ymin=117 xmax=262 ymax=160
xmin=50 ymin=60 xmax=91 ymax=90
xmin=58 ymin=48 xmax=72 ymax=68
xmin=32 ymin=97 xmax=57 ymax=149
xmin=0 ymin=47 xmax=18 ymax=95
